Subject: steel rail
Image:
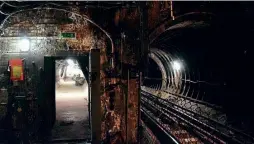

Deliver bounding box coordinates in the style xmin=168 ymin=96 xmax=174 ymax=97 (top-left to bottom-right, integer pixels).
xmin=141 ymin=107 xmax=180 ymax=144
xmin=142 ymin=90 xmax=254 ymax=142
xmin=141 ymin=90 xmax=254 ymax=144
xmin=141 ymin=97 xmax=227 ymax=143
xmin=141 ymin=98 xmax=214 ymax=143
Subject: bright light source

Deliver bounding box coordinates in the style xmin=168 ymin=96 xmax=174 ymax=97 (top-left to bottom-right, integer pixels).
xmin=67 ymin=59 xmax=75 ymax=66
xmin=19 ymin=38 xmax=30 ymax=52
xmin=172 ymin=61 xmax=182 ymax=71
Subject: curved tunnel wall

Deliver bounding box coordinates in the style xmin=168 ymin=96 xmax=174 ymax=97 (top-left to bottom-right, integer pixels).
xmin=144 ymin=13 xmax=226 ymax=107
xmin=144 ymin=11 xmax=254 ymax=134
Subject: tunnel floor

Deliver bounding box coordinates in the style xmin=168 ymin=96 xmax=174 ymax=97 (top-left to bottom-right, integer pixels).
xmin=52 ymin=79 xmax=90 ymax=140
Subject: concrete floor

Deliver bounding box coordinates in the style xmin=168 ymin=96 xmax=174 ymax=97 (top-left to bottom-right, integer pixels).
xmin=52 ymin=79 xmax=90 ymax=140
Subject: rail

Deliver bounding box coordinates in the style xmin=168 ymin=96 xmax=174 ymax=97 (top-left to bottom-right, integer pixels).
xmin=141 ymin=108 xmax=180 ymax=144
xmin=141 ymin=90 xmax=254 ymax=144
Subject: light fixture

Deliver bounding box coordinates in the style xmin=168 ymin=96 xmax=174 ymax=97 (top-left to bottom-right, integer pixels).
xmin=172 ymin=60 xmax=182 ymax=71
xmin=19 ymin=38 xmax=30 ymax=52
xmin=66 ymin=59 xmax=75 ymax=66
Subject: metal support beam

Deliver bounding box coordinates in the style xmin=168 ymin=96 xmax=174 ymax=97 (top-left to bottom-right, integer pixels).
xmin=138 ymin=2 xmax=149 ymax=143
xmin=139 ymin=2 xmax=149 ymax=76
xmin=89 ymin=49 xmax=101 ymax=144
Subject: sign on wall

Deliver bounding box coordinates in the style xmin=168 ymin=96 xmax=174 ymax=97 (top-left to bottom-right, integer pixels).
xmin=60 ymin=32 xmax=76 ymax=39
xmin=9 ymin=59 xmax=24 ymax=81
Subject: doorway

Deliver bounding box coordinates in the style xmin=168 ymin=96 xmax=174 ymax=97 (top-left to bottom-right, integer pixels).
xmin=43 ymin=55 xmax=91 ymax=141
xmin=53 ymin=58 xmax=90 ymax=140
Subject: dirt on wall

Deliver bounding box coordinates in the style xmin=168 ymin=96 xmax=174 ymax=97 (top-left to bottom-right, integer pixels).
xmin=0 ymin=5 xmax=143 ymax=143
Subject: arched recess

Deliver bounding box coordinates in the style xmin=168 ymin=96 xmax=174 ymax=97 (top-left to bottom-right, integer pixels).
xmin=0 ymin=7 xmax=114 ymax=74
xmin=0 ymin=6 xmax=114 ymax=139
xmin=0 ymin=7 xmax=114 ymax=52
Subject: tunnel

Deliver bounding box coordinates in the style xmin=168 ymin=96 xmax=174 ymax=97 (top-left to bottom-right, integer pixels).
xmin=0 ymin=2 xmax=254 ymax=143
xmin=142 ymin=12 xmax=254 ymax=136
xmin=144 ymin=13 xmax=225 ymax=104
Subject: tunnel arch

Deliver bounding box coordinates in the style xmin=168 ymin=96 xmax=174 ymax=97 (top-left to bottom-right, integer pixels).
xmin=0 ymin=6 xmax=114 ymax=81
xmin=149 ymin=12 xmax=215 ymax=45
xmin=144 ymin=11 xmax=226 ymax=107
xmin=0 ymin=7 xmax=114 ymax=54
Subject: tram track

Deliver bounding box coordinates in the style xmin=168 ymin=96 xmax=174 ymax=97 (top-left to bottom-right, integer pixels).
xmin=140 ymin=90 xmax=254 ymax=144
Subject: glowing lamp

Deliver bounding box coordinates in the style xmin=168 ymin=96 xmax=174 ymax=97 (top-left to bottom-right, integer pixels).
xmin=172 ymin=61 xmax=182 ymax=71
xmin=19 ymin=38 xmax=30 ymax=52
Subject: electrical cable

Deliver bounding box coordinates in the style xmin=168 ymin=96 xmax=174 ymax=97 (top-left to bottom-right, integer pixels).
xmin=0 ymin=10 xmax=9 ymax=16
xmin=1 ymin=1 xmax=30 ymax=8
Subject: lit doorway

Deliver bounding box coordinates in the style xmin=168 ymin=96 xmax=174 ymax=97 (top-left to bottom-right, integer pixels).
xmin=43 ymin=56 xmax=91 ymax=141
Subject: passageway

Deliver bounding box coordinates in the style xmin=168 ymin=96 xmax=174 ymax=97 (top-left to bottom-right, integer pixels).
xmin=52 ymin=59 xmax=90 ymax=140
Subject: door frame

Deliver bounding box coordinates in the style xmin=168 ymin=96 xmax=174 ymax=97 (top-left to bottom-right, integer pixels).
xmin=42 ymin=54 xmax=90 ymax=139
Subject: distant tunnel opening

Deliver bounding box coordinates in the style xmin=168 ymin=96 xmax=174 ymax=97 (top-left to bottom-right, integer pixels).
xmin=143 ymin=57 xmax=162 ymax=89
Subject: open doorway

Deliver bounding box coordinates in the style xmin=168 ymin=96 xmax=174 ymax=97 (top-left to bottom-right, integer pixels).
xmin=52 ymin=57 xmax=90 ymax=140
